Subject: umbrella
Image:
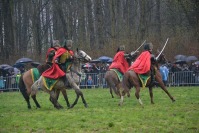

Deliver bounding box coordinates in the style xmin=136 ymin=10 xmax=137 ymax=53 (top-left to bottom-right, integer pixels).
xmin=15 ymin=57 xmax=33 ymax=64
xmin=174 ymin=60 xmax=187 ymax=64
xmin=174 ymin=55 xmax=187 ymax=61
xmin=31 ymin=62 xmax=41 ymax=68
xmin=0 ymin=66 xmax=14 ymax=76
xmin=107 ymin=58 xmax=113 ymax=63
xmin=13 ymin=63 xmax=25 ymax=68
xmin=0 ymin=64 xmax=11 ymax=69
xmin=195 ymin=61 xmax=199 ymax=65
xmin=186 ymin=56 xmax=198 ymax=62
xmin=98 ymin=56 xmax=113 ymax=62
xmin=90 ymin=59 xmax=101 ymax=63
xmin=3 ymin=66 xmax=14 ymax=70
xmin=83 ymin=63 xmax=93 ymax=68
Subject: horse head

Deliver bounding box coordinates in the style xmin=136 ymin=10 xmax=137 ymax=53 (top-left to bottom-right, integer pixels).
xmin=74 ymin=48 xmax=92 ymax=63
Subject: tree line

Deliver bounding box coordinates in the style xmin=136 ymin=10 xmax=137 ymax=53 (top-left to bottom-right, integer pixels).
xmin=0 ymin=0 xmax=198 ymax=65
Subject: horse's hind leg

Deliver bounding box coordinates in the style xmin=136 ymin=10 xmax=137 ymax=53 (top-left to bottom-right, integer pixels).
xmin=148 ymin=87 xmax=154 ymax=104
xmin=31 ymin=95 xmax=41 ymax=108
xmin=22 ymin=93 xmax=31 ymax=109
xmin=109 ymin=87 xmax=114 ymax=98
xmin=135 ymin=87 xmax=143 ymax=105
xmin=31 ymin=81 xmax=41 ymax=108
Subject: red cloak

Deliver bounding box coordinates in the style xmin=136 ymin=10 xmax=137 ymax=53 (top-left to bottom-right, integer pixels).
xmin=53 ymin=47 xmax=67 ymax=61
xmin=42 ymin=47 xmax=67 ymax=79
xmin=109 ymin=51 xmax=129 ymax=74
xmin=128 ymin=51 xmax=151 ymax=74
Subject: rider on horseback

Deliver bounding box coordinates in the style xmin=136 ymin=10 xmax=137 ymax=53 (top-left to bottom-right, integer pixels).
xmin=128 ymin=42 xmax=157 ymax=85
xmin=54 ymin=40 xmax=74 ymax=73
xmin=42 ymin=40 xmax=74 ymax=80
xmin=108 ymin=45 xmax=130 ymax=75
xmin=46 ymin=40 xmax=61 ymax=64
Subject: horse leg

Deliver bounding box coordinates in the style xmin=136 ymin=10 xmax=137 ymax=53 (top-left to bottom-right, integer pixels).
xmin=135 ymin=87 xmax=143 ymax=105
xmin=31 ymin=94 xmax=41 ymax=108
xmin=115 ymin=84 xmax=121 ymax=98
xmin=70 ymin=83 xmax=88 ymax=108
xmin=61 ymin=89 xmax=70 ymax=108
xmin=148 ymin=87 xmax=154 ymax=104
xmin=31 ymin=80 xmax=41 ymax=108
xmin=22 ymin=92 xmax=31 ymax=109
xmin=49 ymin=91 xmax=63 ymax=109
xmin=156 ymin=76 xmax=175 ymax=102
xmin=119 ymin=90 xmax=125 ymax=106
xmin=56 ymin=89 xmax=60 ymax=100
xmin=109 ymin=87 xmax=114 ymax=98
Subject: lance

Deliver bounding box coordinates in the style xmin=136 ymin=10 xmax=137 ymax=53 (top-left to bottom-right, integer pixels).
xmin=125 ymin=40 xmax=146 ymax=58
xmin=134 ymin=40 xmax=146 ymax=53
xmin=156 ymin=38 xmax=169 ymax=60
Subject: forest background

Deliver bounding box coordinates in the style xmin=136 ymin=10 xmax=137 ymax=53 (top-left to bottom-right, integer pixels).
xmin=0 ymin=0 xmax=198 ymax=65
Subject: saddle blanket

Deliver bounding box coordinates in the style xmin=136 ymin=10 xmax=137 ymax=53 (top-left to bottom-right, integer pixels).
xmin=110 ymin=69 xmax=123 ymax=82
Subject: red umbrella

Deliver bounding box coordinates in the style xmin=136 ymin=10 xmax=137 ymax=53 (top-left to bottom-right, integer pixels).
xmin=83 ymin=63 xmax=92 ymax=68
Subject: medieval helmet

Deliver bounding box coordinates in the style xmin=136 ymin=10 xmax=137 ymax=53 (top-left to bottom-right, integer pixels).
xmin=52 ymin=40 xmax=61 ymax=47
xmin=119 ymin=45 xmax=125 ymax=51
xmin=143 ymin=43 xmax=153 ymax=50
xmin=64 ymin=40 xmax=73 ymax=50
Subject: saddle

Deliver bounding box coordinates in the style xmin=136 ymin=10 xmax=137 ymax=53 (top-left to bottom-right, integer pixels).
xmin=37 ymin=63 xmax=52 ymax=74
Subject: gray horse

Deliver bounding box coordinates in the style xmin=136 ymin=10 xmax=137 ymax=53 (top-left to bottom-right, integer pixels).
xmin=31 ymin=49 xmax=92 ymax=109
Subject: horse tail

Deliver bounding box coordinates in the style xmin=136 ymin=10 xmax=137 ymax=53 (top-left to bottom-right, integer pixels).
xmin=18 ymin=74 xmax=28 ymax=99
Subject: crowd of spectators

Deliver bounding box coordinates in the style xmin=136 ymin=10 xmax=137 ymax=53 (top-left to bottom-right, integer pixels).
xmin=1 ymin=56 xmax=199 ymax=90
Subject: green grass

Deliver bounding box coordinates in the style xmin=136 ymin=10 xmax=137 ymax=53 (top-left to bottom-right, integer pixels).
xmin=0 ymin=87 xmax=199 ymax=133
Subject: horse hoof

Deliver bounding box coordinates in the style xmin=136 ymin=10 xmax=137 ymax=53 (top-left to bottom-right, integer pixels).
xmin=69 ymin=105 xmax=74 ymax=109
xmin=84 ymin=104 xmax=88 ymax=108
xmin=67 ymin=104 xmax=71 ymax=108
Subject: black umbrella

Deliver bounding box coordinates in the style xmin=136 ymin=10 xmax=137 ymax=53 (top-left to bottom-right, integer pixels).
xmin=107 ymin=58 xmax=113 ymax=63
xmin=174 ymin=55 xmax=187 ymax=61
xmin=174 ymin=60 xmax=187 ymax=64
xmin=4 ymin=66 xmax=14 ymax=70
xmin=90 ymin=59 xmax=101 ymax=63
xmin=15 ymin=57 xmax=33 ymax=64
xmin=186 ymin=56 xmax=198 ymax=62
xmin=98 ymin=56 xmax=113 ymax=62
xmin=13 ymin=63 xmax=25 ymax=68
xmin=0 ymin=64 xmax=11 ymax=69
xmin=31 ymin=62 xmax=41 ymax=68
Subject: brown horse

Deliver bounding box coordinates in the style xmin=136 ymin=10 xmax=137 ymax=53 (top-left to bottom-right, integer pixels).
xmin=105 ymin=51 xmax=139 ymax=98
xmin=119 ymin=53 xmax=175 ymax=106
xmin=18 ymin=63 xmax=52 ymax=109
xmin=31 ymin=49 xmax=92 ymax=109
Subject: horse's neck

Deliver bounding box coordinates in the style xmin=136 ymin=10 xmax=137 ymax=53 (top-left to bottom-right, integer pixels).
xmin=72 ymin=60 xmax=81 ymax=73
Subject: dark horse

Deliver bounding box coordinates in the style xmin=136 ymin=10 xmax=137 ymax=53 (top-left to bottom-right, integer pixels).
xmin=105 ymin=51 xmax=139 ymax=98
xmin=18 ymin=63 xmax=51 ymax=109
xmin=31 ymin=49 xmax=92 ymax=109
xmin=19 ymin=49 xmax=91 ymax=109
xmin=119 ymin=53 xmax=175 ymax=106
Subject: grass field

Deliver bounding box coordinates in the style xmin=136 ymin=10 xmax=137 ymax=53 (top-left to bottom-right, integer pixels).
xmin=0 ymin=87 xmax=199 ymax=133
